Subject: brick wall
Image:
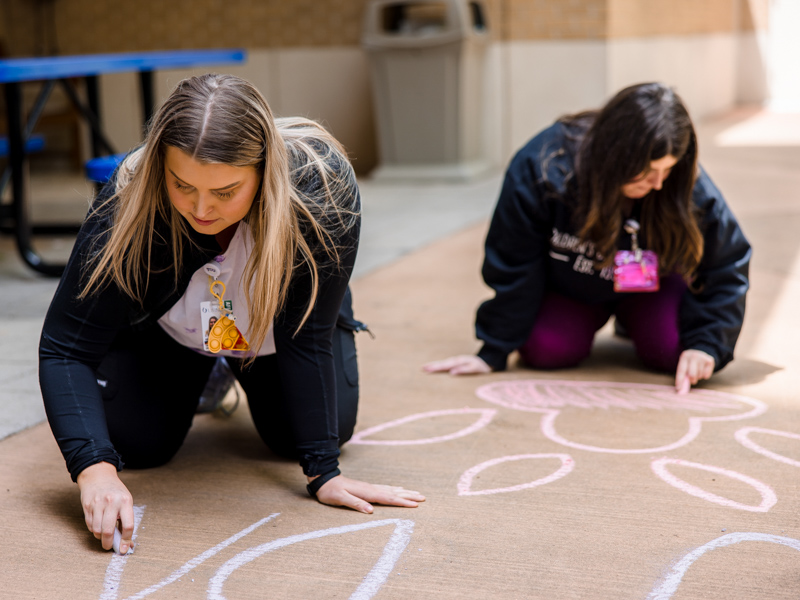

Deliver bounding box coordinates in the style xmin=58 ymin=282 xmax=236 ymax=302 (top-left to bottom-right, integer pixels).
xmin=740 ymin=0 xmax=770 ymax=32
xmin=496 ymin=0 xmax=606 ymax=41
xmin=607 ymin=0 xmax=737 ymax=38
xmin=2 ymin=0 xmax=762 ymax=58
xmin=2 ymin=0 xmax=369 ymax=57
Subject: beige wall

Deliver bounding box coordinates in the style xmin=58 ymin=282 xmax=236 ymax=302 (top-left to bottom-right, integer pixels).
xmin=0 ymin=0 xmax=773 ymax=175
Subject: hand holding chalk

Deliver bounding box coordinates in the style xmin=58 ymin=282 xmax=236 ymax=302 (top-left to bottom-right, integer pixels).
xmin=76 ymin=461 xmax=135 ymax=554
xmin=112 ymin=526 xmax=134 ymax=555
xmin=677 ymin=376 xmax=691 ymax=395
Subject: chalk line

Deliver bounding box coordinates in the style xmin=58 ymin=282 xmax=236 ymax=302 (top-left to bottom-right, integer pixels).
xmin=100 ymin=511 xmax=278 ymax=600
xmin=458 ymin=453 xmax=574 ymax=496
xmin=476 ymin=380 xmax=767 ymax=454
xmin=207 ymin=519 xmax=415 ymax=600
xmin=100 ymin=504 xmax=145 ymax=600
xmin=350 ymin=520 xmax=415 ymax=600
xmin=647 ymin=532 xmax=800 ymax=599
xmin=349 ymin=408 xmax=496 ymax=445
xmin=735 ymin=426 xmax=800 ymax=467
xmin=651 ymin=457 xmax=777 ymax=512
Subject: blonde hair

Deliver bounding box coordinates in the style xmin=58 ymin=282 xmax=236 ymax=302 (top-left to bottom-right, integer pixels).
xmin=81 ymin=74 xmax=359 ymax=358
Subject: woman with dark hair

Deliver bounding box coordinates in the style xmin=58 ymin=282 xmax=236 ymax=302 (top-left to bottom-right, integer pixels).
xmin=425 ymin=83 xmax=750 ymax=391
xmin=39 ymin=74 xmax=423 ymax=556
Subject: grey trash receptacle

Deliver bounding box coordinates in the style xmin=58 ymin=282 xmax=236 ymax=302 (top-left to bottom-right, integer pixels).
xmin=362 ymin=0 xmax=490 ymax=182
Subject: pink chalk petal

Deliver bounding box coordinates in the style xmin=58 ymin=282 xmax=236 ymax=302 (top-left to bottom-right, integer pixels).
xmin=349 ymin=408 xmax=497 ymax=445
xmin=475 ymin=380 xmax=766 ymax=454
xmin=735 ymin=427 xmax=800 ymax=467
xmin=458 ymin=453 xmax=574 ymax=496
xmin=651 ymin=457 xmax=777 ymax=512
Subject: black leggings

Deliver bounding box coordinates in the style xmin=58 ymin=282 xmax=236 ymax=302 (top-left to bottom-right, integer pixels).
xmin=96 ymin=324 xmax=359 ymax=469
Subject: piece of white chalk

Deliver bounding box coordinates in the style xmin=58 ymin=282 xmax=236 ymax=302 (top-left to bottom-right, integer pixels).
xmin=112 ymin=527 xmax=134 ymax=555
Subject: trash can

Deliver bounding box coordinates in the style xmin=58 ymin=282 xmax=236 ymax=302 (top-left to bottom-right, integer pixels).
xmin=362 ymin=0 xmax=490 ymax=182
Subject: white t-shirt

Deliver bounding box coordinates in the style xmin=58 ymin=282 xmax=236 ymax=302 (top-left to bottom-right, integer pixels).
xmin=158 ymin=223 xmax=276 ymax=357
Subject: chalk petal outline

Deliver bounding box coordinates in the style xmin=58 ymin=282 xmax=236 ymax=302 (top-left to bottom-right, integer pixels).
xmin=207 ymin=519 xmax=415 ymax=600
xmin=102 ymin=511 xmax=279 ymax=600
xmin=647 ymin=532 xmax=800 ymax=599
xmin=651 ymin=457 xmax=777 ymax=512
xmin=476 ymin=380 xmax=767 ymax=454
xmin=349 ymin=408 xmax=497 ymax=445
xmin=735 ymin=426 xmax=800 ymax=467
xmin=458 ymin=453 xmax=574 ymax=496
xmin=101 ymin=505 xmax=146 ymax=600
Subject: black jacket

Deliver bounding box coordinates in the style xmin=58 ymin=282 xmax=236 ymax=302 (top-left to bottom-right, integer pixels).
xmin=476 ymin=122 xmax=751 ymax=372
xmin=39 ymin=157 xmax=359 ymax=482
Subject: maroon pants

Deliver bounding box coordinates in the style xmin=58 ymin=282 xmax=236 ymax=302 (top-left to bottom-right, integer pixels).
xmin=517 ymin=274 xmax=686 ymax=373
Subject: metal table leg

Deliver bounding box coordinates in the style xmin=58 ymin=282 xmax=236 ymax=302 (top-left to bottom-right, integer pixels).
xmin=3 ymin=81 xmax=66 ymax=277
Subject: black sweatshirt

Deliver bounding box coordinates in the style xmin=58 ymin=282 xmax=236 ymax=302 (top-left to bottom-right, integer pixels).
xmin=39 ymin=155 xmax=359 ymax=482
xmin=476 ymin=122 xmax=751 ymax=372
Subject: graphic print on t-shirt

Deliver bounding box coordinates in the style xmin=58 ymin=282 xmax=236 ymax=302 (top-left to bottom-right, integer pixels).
xmin=550 ymin=227 xmax=615 ymax=281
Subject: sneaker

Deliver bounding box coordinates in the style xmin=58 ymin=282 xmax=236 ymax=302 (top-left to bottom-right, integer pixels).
xmin=197 ymin=357 xmax=240 ymax=415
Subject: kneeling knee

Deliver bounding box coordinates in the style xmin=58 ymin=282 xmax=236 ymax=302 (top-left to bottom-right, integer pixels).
xmin=518 ymin=339 xmax=592 ymax=370
xmin=119 ymin=449 xmax=178 ymax=470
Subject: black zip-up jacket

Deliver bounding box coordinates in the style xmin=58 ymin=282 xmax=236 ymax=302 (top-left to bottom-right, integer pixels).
xmin=476 ymin=122 xmax=751 ymax=372
xmin=39 ymin=155 xmax=359 ymax=482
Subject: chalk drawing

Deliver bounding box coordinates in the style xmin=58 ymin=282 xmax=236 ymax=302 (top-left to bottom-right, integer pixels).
xmin=650 ymin=457 xmax=777 ymax=512
xmin=457 ymin=453 xmax=574 ymax=496
xmin=475 ymin=380 xmax=766 ymax=453
xmin=100 ymin=512 xmax=412 ymax=600
xmin=100 ymin=505 xmax=146 ymax=600
xmin=207 ymin=519 xmax=415 ymax=600
xmin=349 ymin=408 xmax=496 ymax=445
xmin=735 ymin=426 xmax=800 ymax=467
xmin=101 ymin=512 xmax=279 ymax=600
xmin=647 ymin=532 xmax=800 ymax=599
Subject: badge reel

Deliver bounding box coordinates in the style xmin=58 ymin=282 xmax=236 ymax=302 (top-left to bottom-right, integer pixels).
xmin=203 ymin=262 xmax=250 ymax=353
xmin=613 ymin=220 xmax=659 ymax=293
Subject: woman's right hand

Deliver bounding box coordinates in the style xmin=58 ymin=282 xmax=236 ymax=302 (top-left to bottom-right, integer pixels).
xmin=422 ymin=355 xmax=492 ymax=376
xmin=76 ymin=462 xmax=134 ymax=554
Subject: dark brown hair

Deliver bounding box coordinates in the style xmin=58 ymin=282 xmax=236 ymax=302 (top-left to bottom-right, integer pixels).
xmin=560 ymin=82 xmax=703 ymax=282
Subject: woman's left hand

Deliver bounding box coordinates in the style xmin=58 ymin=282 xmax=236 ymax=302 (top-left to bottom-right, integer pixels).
xmin=675 ymin=349 xmax=715 ymax=393
xmin=312 ymin=475 xmax=426 ymax=514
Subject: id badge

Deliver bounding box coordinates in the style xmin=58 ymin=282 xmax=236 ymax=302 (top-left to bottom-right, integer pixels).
xmin=613 ymin=249 xmax=659 ymax=292
xmin=201 ymin=301 xmax=222 ymax=351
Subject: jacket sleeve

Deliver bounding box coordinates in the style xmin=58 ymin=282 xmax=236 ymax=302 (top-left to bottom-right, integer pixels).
xmin=38 ymin=185 xmax=136 ymax=481
xmin=679 ymin=169 xmax=751 ymax=371
xmin=272 ymin=166 xmax=360 ymax=478
xmin=476 ymin=148 xmax=553 ymax=371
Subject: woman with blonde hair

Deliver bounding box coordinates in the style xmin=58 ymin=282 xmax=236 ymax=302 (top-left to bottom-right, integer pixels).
xmin=40 ymin=73 xmax=423 ymax=556
xmin=425 ymin=83 xmax=750 ymax=390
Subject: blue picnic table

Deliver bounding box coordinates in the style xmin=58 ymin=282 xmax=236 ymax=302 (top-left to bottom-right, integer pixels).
xmin=0 ymin=49 xmax=246 ymax=276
